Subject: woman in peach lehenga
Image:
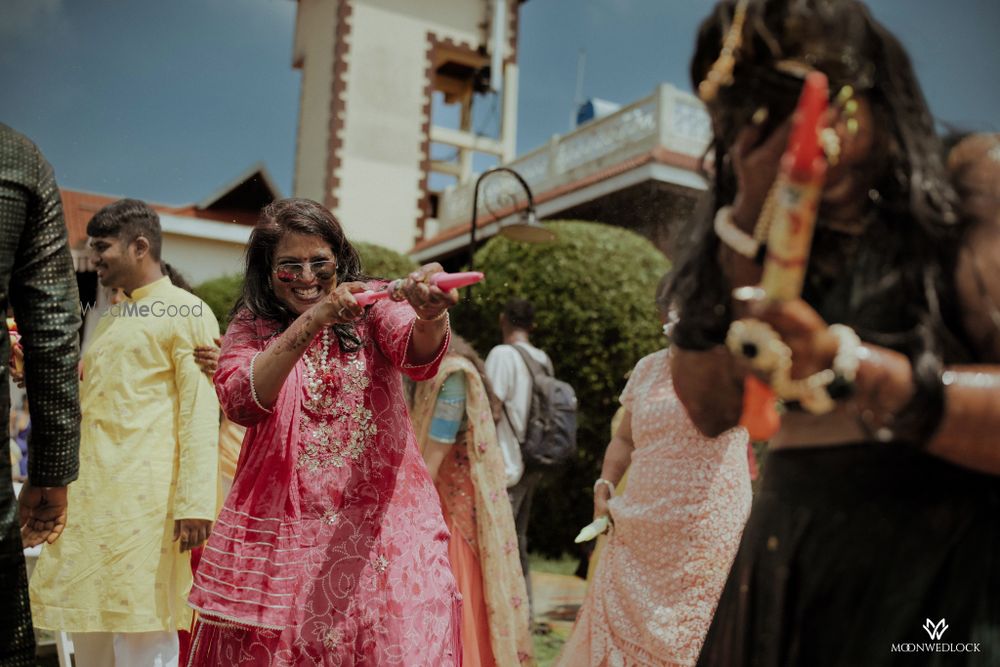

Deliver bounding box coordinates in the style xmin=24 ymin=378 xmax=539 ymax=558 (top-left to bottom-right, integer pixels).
xmin=558 ymin=288 xmax=752 ymax=667
xmin=412 ymin=336 xmax=534 ymax=666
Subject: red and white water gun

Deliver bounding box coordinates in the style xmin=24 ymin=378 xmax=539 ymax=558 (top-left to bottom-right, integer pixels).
xmin=728 ymin=71 xmax=830 ymax=440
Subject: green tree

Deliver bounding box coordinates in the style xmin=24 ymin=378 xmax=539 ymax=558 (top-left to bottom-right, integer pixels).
xmin=355 ymin=241 xmax=418 ymax=279
xmin=453 ymin=220 xmax=670 ymax=557
xmin=195 ymin=273 xmax=243 ymax=331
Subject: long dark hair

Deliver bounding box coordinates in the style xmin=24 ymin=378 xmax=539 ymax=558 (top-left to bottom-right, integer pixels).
xmin=161 ymin=262 xmax=194 ymax=293
xmin=231 ymin=198 xmax=368 ymax=352
xmin=670 ymin=0 xmax=968 ymax=364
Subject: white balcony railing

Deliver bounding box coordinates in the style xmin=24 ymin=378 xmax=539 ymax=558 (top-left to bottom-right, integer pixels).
xmin=435 ymin=83 xmax=711 ymax=230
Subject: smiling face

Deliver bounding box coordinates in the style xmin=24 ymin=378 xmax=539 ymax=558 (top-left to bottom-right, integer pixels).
xmin=270 ymin=232 xmax=338 ymax=315
xmin=89 ymin=235 xmax=137 ymax=290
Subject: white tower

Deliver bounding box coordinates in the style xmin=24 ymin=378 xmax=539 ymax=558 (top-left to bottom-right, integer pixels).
xmin=291 ymin=0 xmax=523 ymax=252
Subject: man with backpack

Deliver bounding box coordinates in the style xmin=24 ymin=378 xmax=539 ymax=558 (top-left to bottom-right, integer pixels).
xmin=486 ymin=298 xmax=577 ymax=618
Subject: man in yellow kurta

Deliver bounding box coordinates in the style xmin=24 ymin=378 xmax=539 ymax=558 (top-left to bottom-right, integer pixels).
xmin=29 ymin=199 xmax=219 ymax=667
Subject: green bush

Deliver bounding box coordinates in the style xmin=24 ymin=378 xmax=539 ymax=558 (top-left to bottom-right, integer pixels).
xmin=193 ymin=242 xmax=417 ymax=330
xmin=195 ymin=273 xmax=244 ymax=331
xmin=355 ymin=241 xmax=418 ymax=279
xmin=452 ymin=220 xmax=670 ymax=557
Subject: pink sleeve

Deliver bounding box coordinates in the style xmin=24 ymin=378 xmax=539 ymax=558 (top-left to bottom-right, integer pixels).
xmin=214 ymin=312 xmax=277 ymax=427
xmin=370 ymin=298 xmax=451 ymax=382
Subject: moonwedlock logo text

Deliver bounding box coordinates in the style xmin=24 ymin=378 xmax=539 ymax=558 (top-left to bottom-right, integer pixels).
xmin=890 ymin=618 xmax=981 ymax=654
xmin=106 ymin=301 xmax=204 ymax=318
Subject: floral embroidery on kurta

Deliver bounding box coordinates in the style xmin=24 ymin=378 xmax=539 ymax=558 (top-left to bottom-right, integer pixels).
xmin=188 ymin=297 xmax=461 ymax=665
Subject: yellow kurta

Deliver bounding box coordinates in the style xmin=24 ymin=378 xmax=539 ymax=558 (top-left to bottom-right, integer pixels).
xmin=30 ymin=276 xmax=220 ymax=633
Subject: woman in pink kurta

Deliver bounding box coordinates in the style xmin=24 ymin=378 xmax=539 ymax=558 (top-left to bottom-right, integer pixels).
xmin=186 ymin=198 xmax=461 ymax=666
xmin=558 ymin=347 xmax=751 ymax=667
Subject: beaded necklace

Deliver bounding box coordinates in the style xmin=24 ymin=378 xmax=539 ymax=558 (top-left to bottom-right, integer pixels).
xmin=302 ymin=327 xmax=336 ymax=413
xmin=297 ymin=327 xmax=377 ymax=471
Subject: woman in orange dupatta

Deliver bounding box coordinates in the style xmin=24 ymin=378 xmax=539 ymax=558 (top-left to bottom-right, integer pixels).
xmin=412 ymin=336 xmax=534 ymax=666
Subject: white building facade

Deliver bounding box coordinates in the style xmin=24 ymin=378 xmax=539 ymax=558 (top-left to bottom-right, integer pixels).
xmin=291 ymin=0 xmax=523 ymax=253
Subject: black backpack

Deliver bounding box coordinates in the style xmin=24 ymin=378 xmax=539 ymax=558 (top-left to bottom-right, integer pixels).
xmin=507 ymin=344 xmax=578 ymax=469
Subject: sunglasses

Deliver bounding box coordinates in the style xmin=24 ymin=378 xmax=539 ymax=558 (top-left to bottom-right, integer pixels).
xmin=273 ymin=260 xmax=338 ymax=283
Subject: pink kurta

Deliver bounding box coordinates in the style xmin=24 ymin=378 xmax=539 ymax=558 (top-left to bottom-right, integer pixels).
xmin=559 ymin=349 xmax=752 ymax=667
xmin=187 ymin=298 xmax=460 ymax=665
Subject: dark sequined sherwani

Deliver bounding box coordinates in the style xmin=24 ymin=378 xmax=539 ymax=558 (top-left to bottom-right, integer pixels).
xmin=0 ymin=123 xmax=81 ymax=667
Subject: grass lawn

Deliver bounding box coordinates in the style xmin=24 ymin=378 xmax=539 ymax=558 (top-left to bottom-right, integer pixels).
xmin=529 ymin=551 xmax=583 ymax=665
xmin=528 ymin=551 xmax=579 ymax=577
xmin=533 ymin=629 xmax=566 ymax=666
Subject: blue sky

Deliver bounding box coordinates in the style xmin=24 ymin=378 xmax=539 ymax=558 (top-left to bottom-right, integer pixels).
xmin=2 ymin=0 xmax=997 ymax=205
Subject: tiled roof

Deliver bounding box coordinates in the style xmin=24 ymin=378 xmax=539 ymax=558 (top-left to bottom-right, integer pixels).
xmin=61 ymin=189 xmax=263 ymax=249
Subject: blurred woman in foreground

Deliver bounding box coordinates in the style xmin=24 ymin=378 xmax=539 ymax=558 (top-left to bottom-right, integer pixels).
xmin=668 ymin=2 xmax=1000 ymax=664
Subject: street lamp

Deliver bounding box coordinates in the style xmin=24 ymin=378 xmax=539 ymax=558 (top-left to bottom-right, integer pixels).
xmin=468 ymin=166 xmax=555 ymax=271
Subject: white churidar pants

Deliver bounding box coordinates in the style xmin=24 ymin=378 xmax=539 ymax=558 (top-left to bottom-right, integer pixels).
xmin=71 ymin=631 xmax=179 ymax=667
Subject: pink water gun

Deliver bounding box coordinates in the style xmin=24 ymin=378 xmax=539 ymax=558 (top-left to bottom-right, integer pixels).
xmin=353 ymin=271 xmax=485 ymax=307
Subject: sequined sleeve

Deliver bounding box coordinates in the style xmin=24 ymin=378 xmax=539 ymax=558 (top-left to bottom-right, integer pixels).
xmin=214 ymin=312 xmax=278 ymax=427
xmin=370 ymin=298 xmax=450 ymax=381
xmin=6 ymin=135 xmax=82 ymax=487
